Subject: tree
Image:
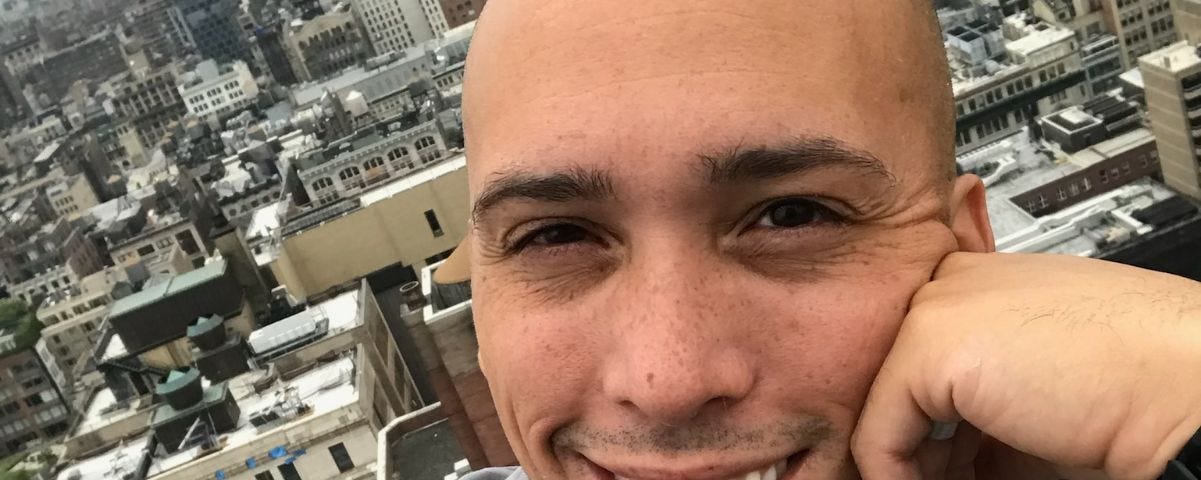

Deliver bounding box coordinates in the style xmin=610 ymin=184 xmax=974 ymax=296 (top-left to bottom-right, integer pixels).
xmin=0 ymin=299 xmax=32 ymax=331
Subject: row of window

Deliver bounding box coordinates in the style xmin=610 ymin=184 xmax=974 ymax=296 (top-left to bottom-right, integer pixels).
xmin=248 ymin=442 xmax=356 ymax=480
xmin=1023 ymin=152 xmax=1158 ymax=212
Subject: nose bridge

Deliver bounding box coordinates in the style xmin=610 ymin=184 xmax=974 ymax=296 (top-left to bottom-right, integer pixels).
xmin=603 ymin=236 xmax=755 ymax=423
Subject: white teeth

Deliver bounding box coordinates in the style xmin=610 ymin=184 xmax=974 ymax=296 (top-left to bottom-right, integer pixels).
xmin=761 ymin=466 xmax=776 ymax=480
xmin=727 ymin=461 xmax=786 ymax=480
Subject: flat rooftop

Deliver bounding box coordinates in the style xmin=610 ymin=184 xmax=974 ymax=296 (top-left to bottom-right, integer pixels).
xmin=146 ymin=355 xmax=360 ymax=477
xmin=1139 ymin=41 xmax=1201 ymax=73
xmin=959 ymin=129 xmax=1186 ymax=256
xmin=55 ymin=434 xmax=152 ymax=480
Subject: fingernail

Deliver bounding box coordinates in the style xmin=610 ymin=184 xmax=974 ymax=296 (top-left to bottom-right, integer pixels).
xmin=928 ymin=421 xmax=959 ymax=441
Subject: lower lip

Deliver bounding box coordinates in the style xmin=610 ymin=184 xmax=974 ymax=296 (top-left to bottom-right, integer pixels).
xmin=583 ymin=450 xmax=811 ymax=480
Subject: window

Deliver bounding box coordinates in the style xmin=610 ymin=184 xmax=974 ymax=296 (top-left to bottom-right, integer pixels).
xmin=424 ymin=209 xmax=444 ymax=237
xmin=328 ymin=442 xmax=355 ymax=473
xmin=278 ymin=463 xmax=302 ymax=480
xmin=339 ymin=166 xmax=364 ymax=189
xmin=254 ymin=472 xmax=275 ymax=480
xmin=23 ymin=394 xmax=44 ymax=408
xmin=364 ymin=157 xmax=385 ymax=170
xmin=415 ymin=136 xmax=442 ymax=164
xmin=136 ymin=244 xmax=156 ymax=256
xmin=311 ymin=177 xmax=334 ymax=191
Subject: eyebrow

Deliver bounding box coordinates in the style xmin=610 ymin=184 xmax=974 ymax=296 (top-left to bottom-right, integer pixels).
xmin=700 ymin=136 xmax=897 ymax=186
xmin=471 ymin=136 xmax=896 ymax=224
xmin=472 ymin=167 xmax=615 ymax=223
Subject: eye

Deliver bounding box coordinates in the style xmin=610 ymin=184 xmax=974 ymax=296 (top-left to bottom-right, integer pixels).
xmin=753 ymin=198 xmax=841 ymax=229
xmin=510 ymin=223 xmax=595 ymax=252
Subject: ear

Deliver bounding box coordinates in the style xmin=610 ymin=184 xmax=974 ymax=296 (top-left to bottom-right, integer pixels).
xmin=948 ymin=174 xmax=995 ymax=253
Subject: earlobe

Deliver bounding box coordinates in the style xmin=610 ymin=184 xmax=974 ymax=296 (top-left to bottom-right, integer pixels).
xmin=948 ymin=174 xmax=995 ymax=253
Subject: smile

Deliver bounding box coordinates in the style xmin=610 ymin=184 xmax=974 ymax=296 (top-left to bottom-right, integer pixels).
xmin=585 ymin=450 xmax=810 ymax=480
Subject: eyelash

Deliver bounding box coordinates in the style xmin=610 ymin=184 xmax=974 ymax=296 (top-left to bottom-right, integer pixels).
xmin=506 ymin=197 xmax=849 ymax=255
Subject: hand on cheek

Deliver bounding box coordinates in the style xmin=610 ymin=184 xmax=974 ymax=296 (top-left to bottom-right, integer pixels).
xmin=851 ymin=252 xmax=1201 ymax=480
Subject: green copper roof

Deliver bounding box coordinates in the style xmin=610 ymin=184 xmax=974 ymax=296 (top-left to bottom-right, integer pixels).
xmin=108 ymin=259 xmax=228 ymax=319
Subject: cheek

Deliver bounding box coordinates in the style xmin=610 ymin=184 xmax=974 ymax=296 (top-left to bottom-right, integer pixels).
xmin=754 ymin=267 xmax=927 ymax=419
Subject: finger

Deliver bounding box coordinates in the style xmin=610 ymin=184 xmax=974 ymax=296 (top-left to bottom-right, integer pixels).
xmin=852 ymin=361 xmax=954 ymax=480
xmin=945 ymin=423 xmax=981 ymax=480
xmin=915 ymin=436 xmax=954 ymax=480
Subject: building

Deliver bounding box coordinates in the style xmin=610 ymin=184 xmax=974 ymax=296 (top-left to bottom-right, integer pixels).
xmin=437 ymin=0 xmax=484 ymax=29
xmin=1178 ymin=0 xmax=1201 ymax=44
xmin=948 ymin=15 xmax=1088 ymax=154
xmin=45 ymin=175 xmax=101 ymax=221
xmin=0 ymin=62 xmax=30 ymax=131
xmin=178 ymin=60 xmax=260 ymax=120
xmin=1 ymin=28 xmax=41 ymax=81
xmin=59 ymin=280 xmax=424 ymax=479
xmin=270 ymin=155 xmax=467 ymax=301
xmin=249 ymin=21 xmax=299 ymax=86
xmin=1079 ymin=34 xmax=1124 ymax=96
xmin=109 ymin=66 xmax=188 ymax=155
xmin=126 ymin=0 xmax=190 ymax=64
xmin=1098 ymin=0 xmax=1176 ymax=68
xmin=351 ymin=0 xmax=446 ymax=56
xmin=294 ymin=115 xmax=451 ymax=205
xmin=36 ymin=269 xmax=132 ymax=393
xmin=92 ymin=180 xmax=216 ymax=274
xmin=284 ymin=10 xmax=373 ymax=82
xmin=0 ymin=336 xmax=72 ymax=457
xmin=173 ymin=0 xmax=253 ymax=64
xmin=959 ymin=126 xmax=1201 ymax=282
xmin=1141 ymin=41 xmax=1201 ymax=199
xmin=1 ymin=207 xmax=106 ymax=306
xmin=26 ymin=31 xmax=129 ymax=104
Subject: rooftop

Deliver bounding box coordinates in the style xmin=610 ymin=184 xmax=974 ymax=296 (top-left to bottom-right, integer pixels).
xmin=293 ymin=114 xmax=429 ymax=172
xmin=246 ymin=288 xmax=361 ymax=357
xmin=1139 ymin=41 xmax=1201 ymax=73
xmin=146 ymin=354 xmax=359 ymax=476
xmin=105 ymin=259 xmax=229 ymax=325
xmin=54 ymin=434 xmax=152 ymax=480
xmin=959 ymin=129 xmax=1190 ymax=256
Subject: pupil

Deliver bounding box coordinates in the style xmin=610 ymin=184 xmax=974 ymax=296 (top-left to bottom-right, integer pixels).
xmin=540 ymin=225 xmax=586 ymax=245
xmin=771 ymin=203 xmax=815 ymax=227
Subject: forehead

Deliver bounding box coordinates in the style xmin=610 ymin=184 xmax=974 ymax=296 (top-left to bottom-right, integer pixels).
xmin=464 ymin=0 xmax=944 ymax=187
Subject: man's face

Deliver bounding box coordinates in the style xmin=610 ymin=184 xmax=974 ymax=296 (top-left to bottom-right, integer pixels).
xmin=465 ymin=1 xmax=981 ymax=478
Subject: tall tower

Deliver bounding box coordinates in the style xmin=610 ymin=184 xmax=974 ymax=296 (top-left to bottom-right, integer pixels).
xmin=1140 ymin=42 xmax=1201 ymax=199
xmin=174 ymin=0 xmax=253 ymax=63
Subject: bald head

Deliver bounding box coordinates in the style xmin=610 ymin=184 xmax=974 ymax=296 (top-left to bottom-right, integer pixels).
xmin=463 ymin=0 xmax=957 ymax=188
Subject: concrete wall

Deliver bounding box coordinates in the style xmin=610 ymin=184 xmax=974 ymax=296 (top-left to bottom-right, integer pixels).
xmin=426 ymin=302 xmax=516 ymax=467
xmin=271 ymin=163 xmax=468 ymax=301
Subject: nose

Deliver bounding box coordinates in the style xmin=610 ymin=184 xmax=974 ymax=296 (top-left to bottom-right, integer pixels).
xmin=601 ymin=250 xmax=756 ymax=426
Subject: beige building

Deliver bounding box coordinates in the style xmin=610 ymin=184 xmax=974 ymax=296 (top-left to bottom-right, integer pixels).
xmin=1141 ymin=41 xmax=1201 ymax=199
xmin=271 ymin=155 xmax=468 ymax=301
xmin=1100 ymin=0 xmax=1177 ymax=68
xmin=108 ymin=216 xmax=209 ymax=274
xmin=36 ymin=270 xmax=130 ymax=383
xmin=1177 ymin=0 xmax=1201 ymax=43
xmin=45 ymin=175 xmax=101 ymax=221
